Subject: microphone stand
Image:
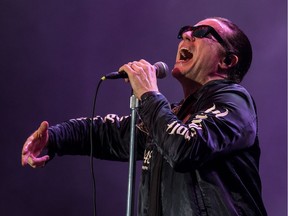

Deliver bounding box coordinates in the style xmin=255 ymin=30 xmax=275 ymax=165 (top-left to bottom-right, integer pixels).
xmin=126 ymin=93 xmax=139 ymax=216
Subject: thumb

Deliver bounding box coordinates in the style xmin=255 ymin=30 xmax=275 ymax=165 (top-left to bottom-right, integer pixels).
xmin=39 ymin=121 xmax=49 ymax=133
xmin=36 ymin=121 xmax=49 ymax=139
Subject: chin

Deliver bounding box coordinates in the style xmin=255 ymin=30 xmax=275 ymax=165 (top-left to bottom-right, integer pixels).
xmin=171 ymin=67 xmax=182 ymax=78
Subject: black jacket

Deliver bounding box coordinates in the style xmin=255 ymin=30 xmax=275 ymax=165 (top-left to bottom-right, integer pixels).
xmin=48 ymin=80 xmax=267 ymax=216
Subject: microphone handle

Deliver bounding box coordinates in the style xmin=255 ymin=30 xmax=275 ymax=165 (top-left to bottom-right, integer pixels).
xmin=102 ymin=71 xmax=127 ymax=80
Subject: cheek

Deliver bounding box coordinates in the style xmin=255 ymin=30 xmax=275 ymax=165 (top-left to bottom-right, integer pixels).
xmin=197 ymin=45 xmax=221 ymax=66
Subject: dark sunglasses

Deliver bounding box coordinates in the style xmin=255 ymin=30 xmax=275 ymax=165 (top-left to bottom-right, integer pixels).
xmin=177 ymin=25 xmax=228 ymax=50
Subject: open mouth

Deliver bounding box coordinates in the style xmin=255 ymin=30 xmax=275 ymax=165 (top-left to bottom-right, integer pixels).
xmin=179 ymin=48 xmax=193 ymax=62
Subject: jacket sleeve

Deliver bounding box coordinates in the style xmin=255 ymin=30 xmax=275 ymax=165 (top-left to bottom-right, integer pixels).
xmin=47 ymin=114 xmax=147 ymax=161
xmin=138 ymin=88 xmax=257 ymax=171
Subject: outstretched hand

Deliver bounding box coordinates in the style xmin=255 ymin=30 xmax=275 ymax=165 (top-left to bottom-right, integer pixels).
xmin=21 ymin=121 xmax=50 ymax=168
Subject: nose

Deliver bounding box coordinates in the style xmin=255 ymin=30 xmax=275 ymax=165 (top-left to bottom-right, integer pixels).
xmin=182 ymin=31 xmax=195 ymax=42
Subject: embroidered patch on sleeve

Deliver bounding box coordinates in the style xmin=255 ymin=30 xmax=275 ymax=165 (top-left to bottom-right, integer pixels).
xmin=166 ymin=104 xmax=229 ymax=141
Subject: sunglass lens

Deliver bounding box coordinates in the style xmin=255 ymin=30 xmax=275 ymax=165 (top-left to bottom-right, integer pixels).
xmin=178 ymin=26 xmax=192 ymax=39
xmin=193 ymin=26 xmax=209 ymax=38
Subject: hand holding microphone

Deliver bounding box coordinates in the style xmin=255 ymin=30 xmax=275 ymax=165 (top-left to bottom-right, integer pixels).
xmin=102 ymin=59 xmax=168 ymax=99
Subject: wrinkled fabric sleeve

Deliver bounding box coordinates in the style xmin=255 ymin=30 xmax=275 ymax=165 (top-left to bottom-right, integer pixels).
xmin=47 ymin=115 xmax=147 ymax=161
xmin=138 ymin=88 xmax=257 ymax=171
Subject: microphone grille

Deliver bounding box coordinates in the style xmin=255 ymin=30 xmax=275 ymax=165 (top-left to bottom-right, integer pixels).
xmin=154 ymin=62 xmax=168 ymax=79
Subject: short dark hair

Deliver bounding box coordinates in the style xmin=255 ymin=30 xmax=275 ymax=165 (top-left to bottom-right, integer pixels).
xmin=213 ymin=17 xmax=253 ymax=83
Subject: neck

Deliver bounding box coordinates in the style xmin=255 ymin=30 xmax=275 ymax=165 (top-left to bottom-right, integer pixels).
xmin=176 ymin=77 xmax=202 ymax=99
xmin=177 ymin=76 xmax=226 ymax=99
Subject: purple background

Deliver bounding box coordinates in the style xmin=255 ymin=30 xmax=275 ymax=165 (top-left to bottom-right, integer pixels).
xmin=0 ymin=0 xmax=286 ymax=215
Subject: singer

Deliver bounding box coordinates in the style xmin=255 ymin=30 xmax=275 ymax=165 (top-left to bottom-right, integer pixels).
xmin=21 ymin=17 xmax=267 ymax=215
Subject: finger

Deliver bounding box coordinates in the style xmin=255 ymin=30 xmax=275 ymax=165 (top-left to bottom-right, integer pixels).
xmin=119 ymin=62 xmax=133 ymax=73
xmin=22 ymin=139 xmax=32 ymax=155
xmin=130 ymin=62 xmax=144 ymax=74
xmin=133 ymin=60 xmax=153 ymax=71
xmin=22 ymin=140 xmax=34 ymax=166
xmin=139 ymin=59 xmax=149 ymax=64
xmin=27 ymin=155 xmax=50 ymax=168
xmin=27 ymin=156 xmax=38 ymax=168
xmin=21 ymin=136 xmax=35 ymax=166
xmin=21 ymin=146 xmax=36 ymax=167
xmin=21 ymin=153 xmax=29 ymax=166
xmin=139 ymin=60 xmax=157 ymax=76
xmin=119 ymin=65 xmax=136 ymax=81
xmin=23 ymin=133 xmax=40 ymax=153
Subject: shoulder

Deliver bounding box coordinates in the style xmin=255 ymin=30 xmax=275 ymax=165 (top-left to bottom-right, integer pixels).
xmin=194 ymin=80 xmax=256 ymax=115
xmin=198 ymin=80 xmax=252 ymax=101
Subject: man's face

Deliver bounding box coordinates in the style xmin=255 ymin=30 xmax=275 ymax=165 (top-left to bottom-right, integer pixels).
xmin=172 ymin=18 xmax=231 ymax=85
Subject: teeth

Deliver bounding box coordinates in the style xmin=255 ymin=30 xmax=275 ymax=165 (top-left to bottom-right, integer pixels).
xmin=181 ymin=47 xmax=191 ymax=52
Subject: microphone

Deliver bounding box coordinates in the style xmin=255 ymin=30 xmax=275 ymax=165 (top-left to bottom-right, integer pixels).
xmin=101 ymin=61 xmax=168 ymax=80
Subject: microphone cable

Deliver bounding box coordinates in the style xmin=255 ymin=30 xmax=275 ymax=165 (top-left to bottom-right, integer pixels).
xmin=89 ymin=78 xmax=104 ymax=216
xmin=89 ymin=62 xmax=167 ymax=215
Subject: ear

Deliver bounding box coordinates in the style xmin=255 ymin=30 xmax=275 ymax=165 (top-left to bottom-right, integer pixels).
xmin=219 ymin=54 xmax=238 ymax=70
